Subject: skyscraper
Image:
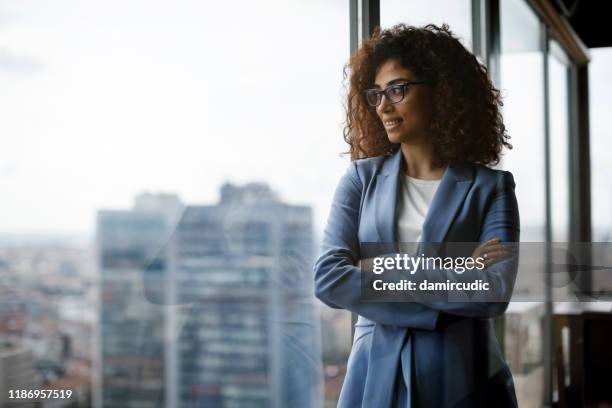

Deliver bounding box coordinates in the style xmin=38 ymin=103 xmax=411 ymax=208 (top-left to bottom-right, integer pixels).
xmin=96 ymin=185 xmax=322 ymax=407
xmin=95 ymin=194 xmax=183 ymax=408
xmin=169 ymin=182 xmax=322 ymax=407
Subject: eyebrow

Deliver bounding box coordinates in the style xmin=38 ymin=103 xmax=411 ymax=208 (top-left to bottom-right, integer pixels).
xmin=373 ymin=78 xmax=411 ymax=88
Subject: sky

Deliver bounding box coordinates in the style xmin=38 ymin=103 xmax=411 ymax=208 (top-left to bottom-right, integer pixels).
xmin=0 ymin=0 xmax=610 ymax=242
xmin=0 ymin=0 xmax=350 ymax=240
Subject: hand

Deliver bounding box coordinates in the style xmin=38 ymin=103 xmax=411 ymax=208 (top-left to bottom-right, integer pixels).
xmin=471 ymin=238 xmax=512 ymax=267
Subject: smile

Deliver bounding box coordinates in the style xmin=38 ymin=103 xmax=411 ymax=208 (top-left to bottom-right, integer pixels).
xmin=383 ymin=118 xmax=403 ymax=129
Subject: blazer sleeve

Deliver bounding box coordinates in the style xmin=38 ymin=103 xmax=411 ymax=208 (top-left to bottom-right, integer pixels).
xmin=313 ymin=162 xmax=440 ymax=330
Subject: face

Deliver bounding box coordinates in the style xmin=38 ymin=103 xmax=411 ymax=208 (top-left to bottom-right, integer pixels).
xmin=372 ymin=58 xmax=433 ymax=144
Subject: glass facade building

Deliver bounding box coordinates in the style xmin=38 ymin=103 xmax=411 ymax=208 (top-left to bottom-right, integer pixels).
xmin=168 ymin=184 xmax=321 ymax=407
xmin=96 ymin=209 xmax=174 ymax=407
xmin=96 ymin=186 xmax=321 ymax=407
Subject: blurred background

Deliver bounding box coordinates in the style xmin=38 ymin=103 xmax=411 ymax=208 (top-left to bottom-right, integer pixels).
xmin=0 ymin=0 xmax=611 ymax=407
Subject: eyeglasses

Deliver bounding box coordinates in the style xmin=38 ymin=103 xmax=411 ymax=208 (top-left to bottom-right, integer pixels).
xmin=363 ymin=81 xmax=427 ymax=107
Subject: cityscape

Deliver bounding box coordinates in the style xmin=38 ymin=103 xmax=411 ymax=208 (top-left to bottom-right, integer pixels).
xmin=1 ymin=182 xmax=610 ymax=407
xmin=0 ymin=183 xmax=608 ymax=408
xmin=0 ymin=183 xmax=352 ymax=408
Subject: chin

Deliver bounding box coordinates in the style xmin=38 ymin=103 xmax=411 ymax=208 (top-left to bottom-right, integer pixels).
xmin=394 ymin=130 xmax=426 ymax=145
xmin=386 ymin=132 xmax=408 ymax=144
xmin=387 ymin=133 xmax=404 ymax=143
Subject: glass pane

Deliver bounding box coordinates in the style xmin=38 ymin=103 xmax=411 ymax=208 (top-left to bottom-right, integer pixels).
xmin=500 ymin=1 xmax=547 ymax=407
xmin=381 ymin=0 xmax=473 ymax=51
xmin=548 ymin=40 xmax=571 ymax=243
xmin=500 ymin=0 xmax=546 ymax=242
xmin=0 ymin=1 xmax=351 ymax=407
xmin=590 ymin=48 xmax=612 ymax=243
xmin=589 ymin=48 xmax=612 ymax=300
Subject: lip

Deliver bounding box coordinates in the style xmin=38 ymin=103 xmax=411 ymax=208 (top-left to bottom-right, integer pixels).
xmin=383 ymin=118 xmax=403 ymax=131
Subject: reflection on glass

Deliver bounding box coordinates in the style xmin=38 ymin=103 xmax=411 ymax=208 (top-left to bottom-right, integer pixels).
xmin=381 ymin=0 xmax=473 ymax=51
xmin=500 ymin=1 xmax=547 ymax=407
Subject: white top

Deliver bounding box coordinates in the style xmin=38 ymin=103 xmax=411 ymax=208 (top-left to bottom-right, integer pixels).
xmin=356 ymin=172 xmax=443 ymax=327
xmin=357 ymin=171 xmax=442 ymax=325
xmin=396 ymin=173 xmax=442 ymax=243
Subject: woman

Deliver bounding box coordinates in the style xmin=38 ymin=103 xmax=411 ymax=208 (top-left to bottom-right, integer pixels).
xmin=314 ymin=24 xmax=520 ymax=407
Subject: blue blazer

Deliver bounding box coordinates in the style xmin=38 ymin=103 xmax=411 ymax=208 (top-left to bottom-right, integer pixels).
xmin=313 ymin=148 xmax=520 ymax=407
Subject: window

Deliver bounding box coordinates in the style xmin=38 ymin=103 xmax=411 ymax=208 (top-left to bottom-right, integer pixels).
xmin=590 ymin=48 xmax=612 ymax=243
xmin=548 ymin=40 xmax=571 ymax=243
xmin=499 ymin=1 xmax=548 ymax=406
xmin=381 ymin=0 xmax=473 ymax=51
xmin=0 ymin=1 xmax=350 ymax=406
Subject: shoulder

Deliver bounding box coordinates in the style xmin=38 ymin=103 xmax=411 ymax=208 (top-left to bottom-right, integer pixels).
xmin=348 ymin=154 xmax=393 ymax=185
xmin=468 ymin=162 xmax=516 ymax=190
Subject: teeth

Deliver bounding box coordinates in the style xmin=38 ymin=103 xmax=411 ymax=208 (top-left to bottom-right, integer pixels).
xmin=384 ymin=119 xmax=402 ymax=126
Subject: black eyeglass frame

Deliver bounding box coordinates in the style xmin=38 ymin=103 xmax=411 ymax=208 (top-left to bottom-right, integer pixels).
xmin=363 ymin=81 xmax=428 ymax=107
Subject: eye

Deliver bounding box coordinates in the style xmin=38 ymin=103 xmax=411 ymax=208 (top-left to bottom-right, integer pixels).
xmin=364 ymin=89 xmax=381 ymax=106
xmin=388 ymin=85 xmax=404 ymax=97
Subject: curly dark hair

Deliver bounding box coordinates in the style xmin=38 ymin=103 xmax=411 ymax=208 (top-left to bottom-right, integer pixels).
xmin=342 ymin=23 xmax=511 ymax=167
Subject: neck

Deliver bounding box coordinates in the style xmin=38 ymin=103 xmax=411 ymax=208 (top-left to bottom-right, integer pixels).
xmin=400 ymin=141 xmax=446 ymax=180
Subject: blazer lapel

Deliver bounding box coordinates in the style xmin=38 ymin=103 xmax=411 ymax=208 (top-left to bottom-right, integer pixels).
xmin=374 ymin=149 xmax=402 ymax=242
xmin=374 ymin=148 xmax=474 ymax=243
xmin=421 ymin=161 xmax=474 ymax=243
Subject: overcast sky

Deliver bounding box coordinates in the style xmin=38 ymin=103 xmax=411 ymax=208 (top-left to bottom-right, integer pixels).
xmin=0 ymin=0 xmax=610 ymax=241
xmin=0 ymin=0 xmax=350 ymax=240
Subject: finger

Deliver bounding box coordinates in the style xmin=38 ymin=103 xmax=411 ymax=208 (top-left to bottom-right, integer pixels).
xmin=484 ymin=247 xmax=514 ymax=258
xmin=480 ymin=244 xmax=507 ymax=256
xmin=475 ymin=239 xmax=502 ymax=254
xmin=482 ymin=253 xmax=512 ymax=267
xmin=482 ymin=242 xmax=513 ymax=257
xmin=482 ymin=249 xmax=510 ymax=260
xmin=483 ymin=238 xmax=501 ymax=245
xmin=481 ymin=241 xmax=505 ymax=251
xmin=472 ymin=239 xmax=504 ymax=259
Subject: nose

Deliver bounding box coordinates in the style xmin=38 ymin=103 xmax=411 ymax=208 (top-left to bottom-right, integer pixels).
xmin=376 ymin=94 xmax=393 ymax=116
